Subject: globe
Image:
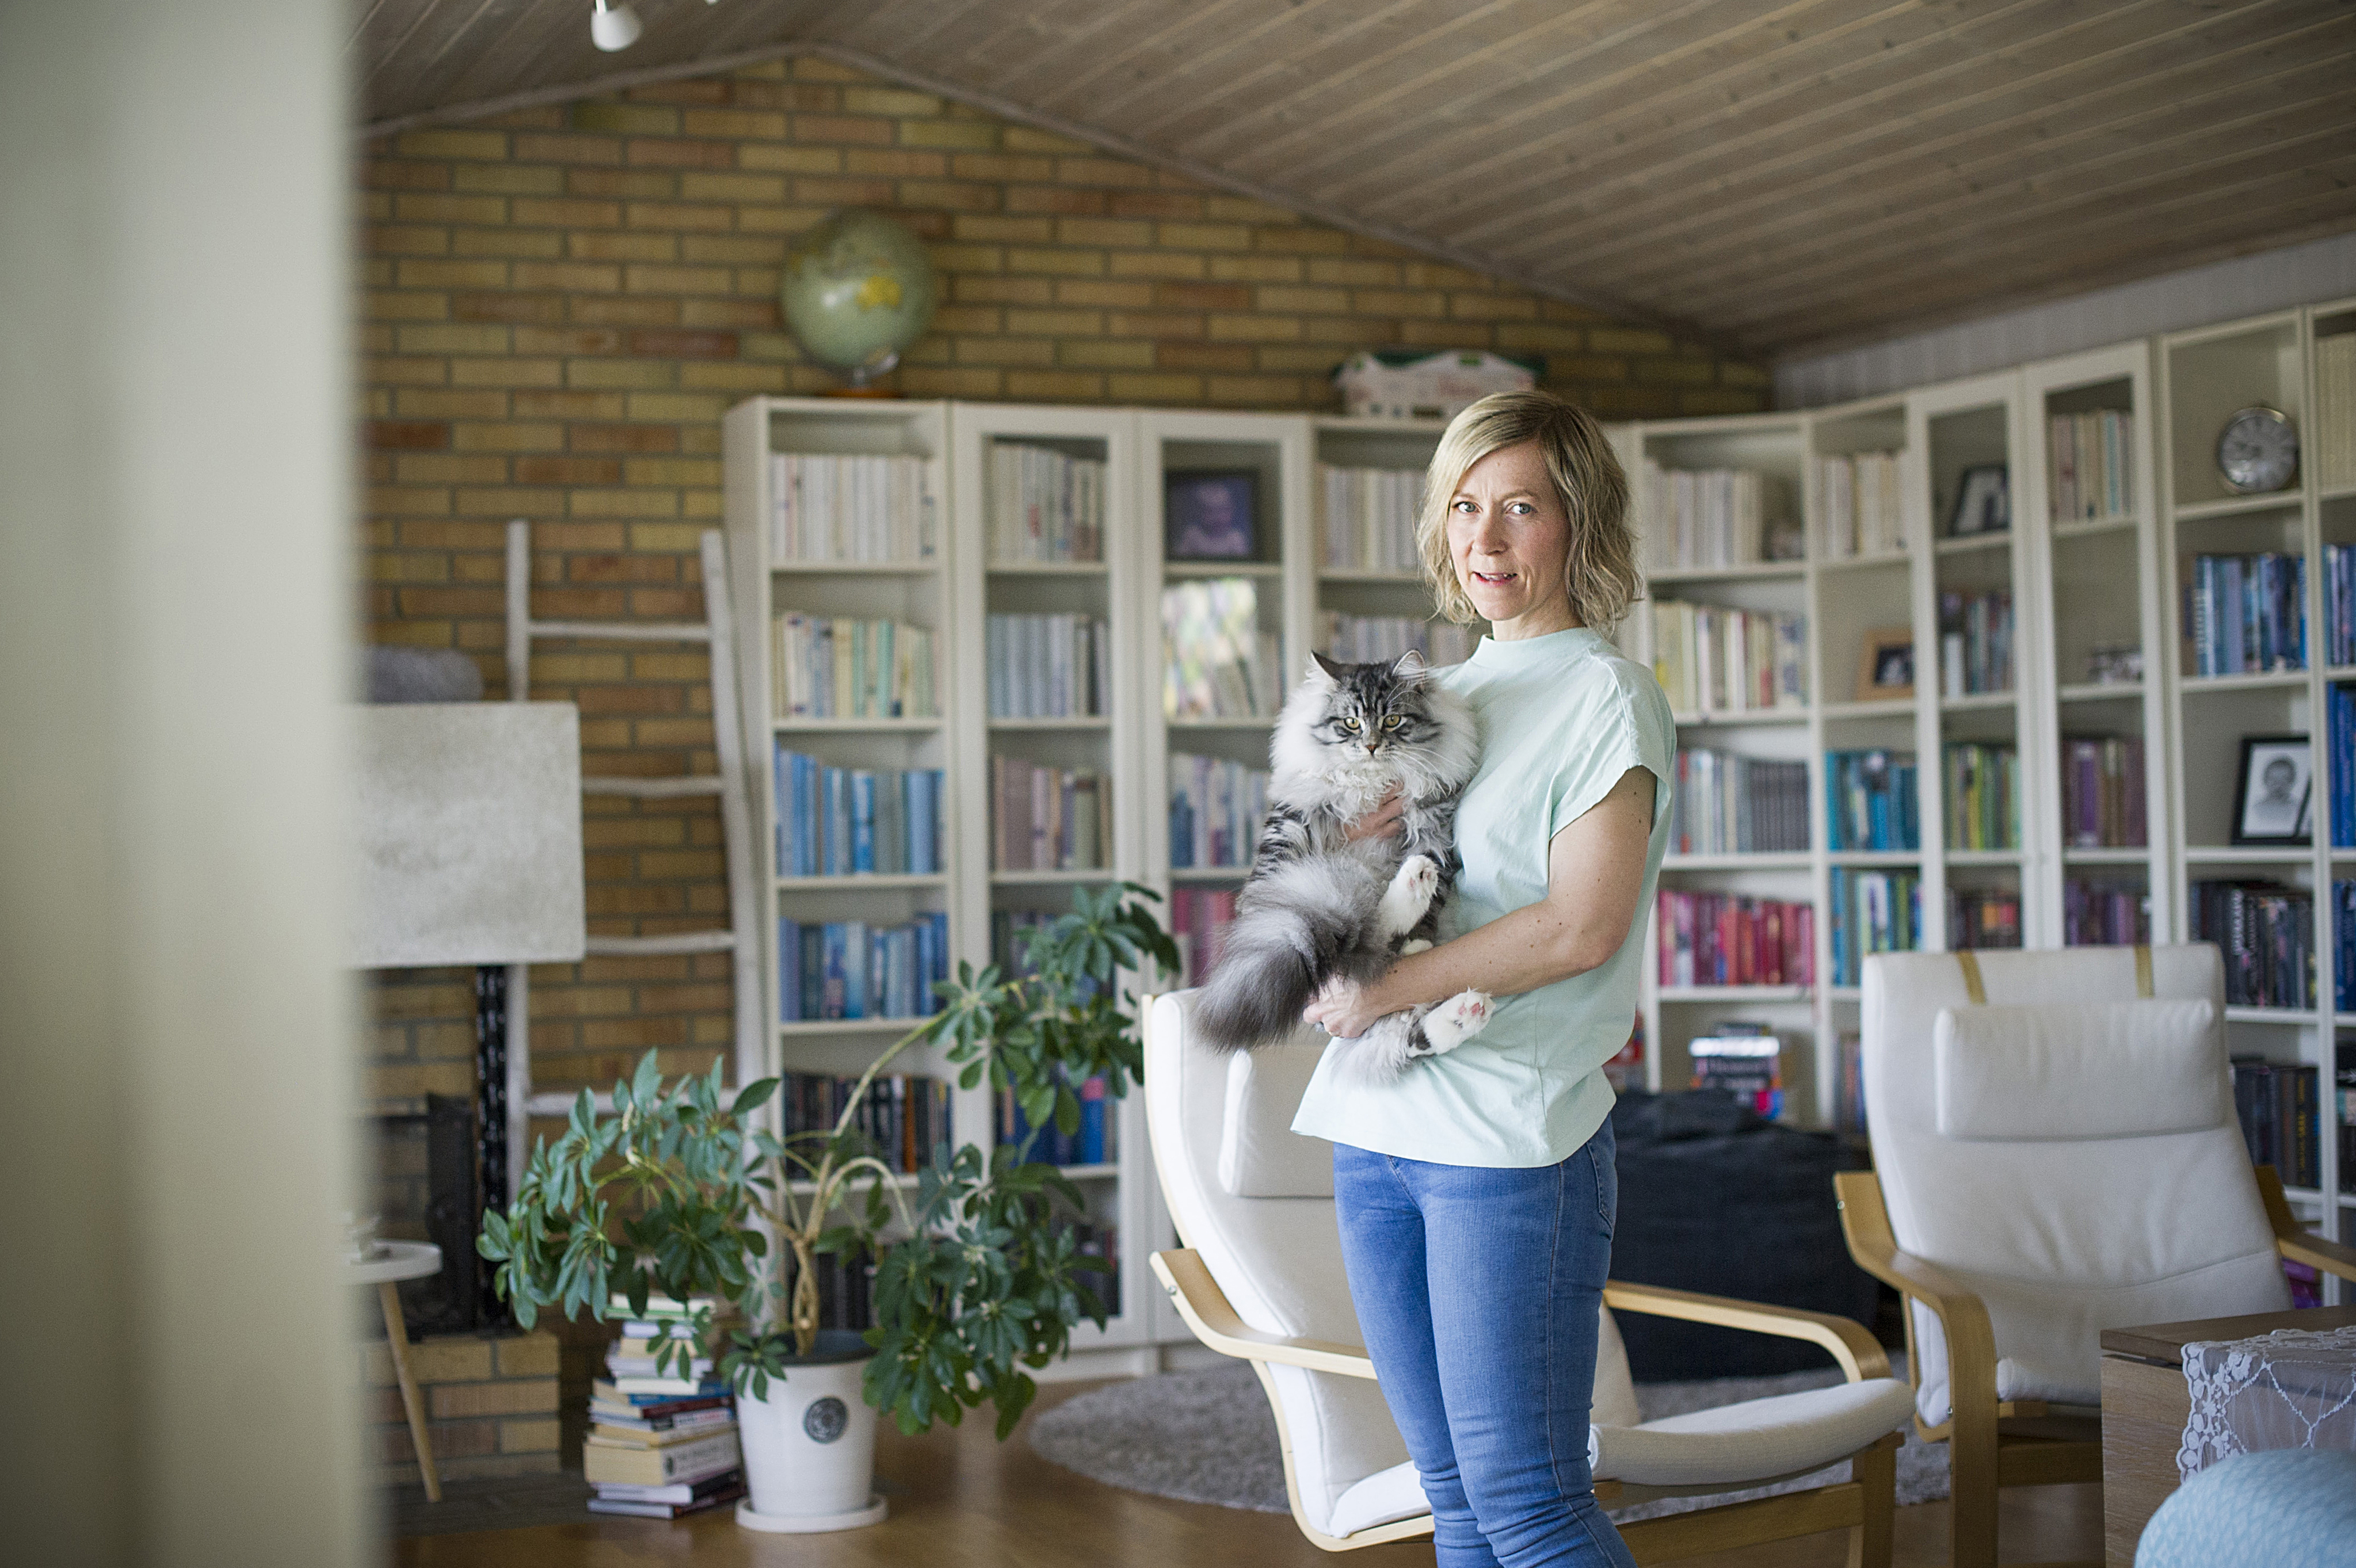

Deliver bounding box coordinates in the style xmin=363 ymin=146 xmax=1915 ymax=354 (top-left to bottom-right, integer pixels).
xmin=779 ymin=210 xmax=939 ymax=388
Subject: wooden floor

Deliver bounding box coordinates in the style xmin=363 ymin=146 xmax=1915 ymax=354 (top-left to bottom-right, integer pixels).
xmin=392 ymin=1382 xmax=2103 ymax=1567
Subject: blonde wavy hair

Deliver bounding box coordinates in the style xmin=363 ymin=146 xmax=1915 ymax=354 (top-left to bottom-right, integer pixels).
xmin=1416 ymin=390 xmax=1639 ymax=635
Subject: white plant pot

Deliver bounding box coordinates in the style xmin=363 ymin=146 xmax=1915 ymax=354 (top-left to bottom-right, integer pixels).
xmin=734 ymin=1330 xmax=887 ymax=1533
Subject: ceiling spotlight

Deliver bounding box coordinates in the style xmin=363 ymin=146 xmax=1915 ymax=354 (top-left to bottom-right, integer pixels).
xmin=590 ymin=0 xmax=642 ymax=51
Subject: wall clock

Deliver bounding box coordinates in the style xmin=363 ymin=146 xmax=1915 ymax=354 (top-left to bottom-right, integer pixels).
xmin=2216 ymin=406 xmax=2298 ymax=494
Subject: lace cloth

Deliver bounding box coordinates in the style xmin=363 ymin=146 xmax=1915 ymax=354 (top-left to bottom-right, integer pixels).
xmin=2177 ymin=1326 xmax=2356 ymax=1482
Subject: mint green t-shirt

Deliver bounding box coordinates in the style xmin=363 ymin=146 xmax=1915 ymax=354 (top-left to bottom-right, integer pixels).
xmin=1290 ymin=626 xmax=1676 ymax=1167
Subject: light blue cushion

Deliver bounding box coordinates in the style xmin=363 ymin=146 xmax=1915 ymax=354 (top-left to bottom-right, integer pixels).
xmin=2137 ymin=1450 xmax=2356 ymax=1568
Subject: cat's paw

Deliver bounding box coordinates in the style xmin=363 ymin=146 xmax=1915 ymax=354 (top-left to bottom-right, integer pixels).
xmin=1377 ymin=854 xmax=1440 ymax=937
xmin=1397 ymin=938 xmax=1433 ymax=955
xmin=1416 ymin=990 xmax=1492 ymax=1056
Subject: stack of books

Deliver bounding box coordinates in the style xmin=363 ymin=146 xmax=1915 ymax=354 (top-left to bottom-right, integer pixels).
xmin=778 ymin=1071 xmax=951 ymax=1173
xmin=1689 ymin=1023 xmax=1782 ymax=1120
xmin=2184 ymin=553 xmax=2308 ymax=676
xmin=2060 ymin=736 xmax=2147 ymax=848
xmin=1162 ymin=579 xmax=1279 ymax=720
xmin=1650 ymin=602 xmax=1807 ymax=714
xmin=1828 ymin=868 xmax=1922 ymax=987
xmin=2047 ymin=409 xmax=2134 ymax=521
xmin=1169 ymin=886 xmax=1238 ymax=987
xmin=987 ymin=441 xmax=1105 ymax=563
xmin=772 ymin=750 xmax=944 ymax=878
xmin=2187 ymin=880 xmax=2315 ymax=1010
xmin=585 ymin=1300 xmax=742 ymax=1520
xmin=2329 ymin=547 xmax=2355 ymax=670
xmin=2329 ymin=686 xmax=2355 ymax=849
xmin=986 ymin=613 xmax=1110 ymax=718
xmin=1942 ymin=742 xmax=2019 ymax=851
xmin=990 ymin=757 xmax=1109 ymax=871
xmin=2064 ymin=878 xmax=2149 ymax=946
xmin=771 ymin=453 xmax=934 ymax=564
xmin=1816 ymin=452 xmax=1904 ymax=559
xmin=1825 ymin=749 xmax=1920 ymax=851
xmin=2229 ymin=1057 xmax=2322 ymax=1190
xmin=996 ymin=1075 xmax=1112 ymax=1166
xmin=2315 ymin=334 xmax=2356 ymax=493
xmin=792 ymin=1251 xmax=876 ymax=1332
xmin=1947 ymin=886 xmax=2022 ymax=949
xmin=1638 ymin=463 xmax=1795 ymax=571
xmin=1938 ymin=589 xmax=2014 ymax=696
xmin=1654 ymin=892 xmax=1813 ymax=988
xmin=1317 ymin=464 xmax=1423 ymax=571
xmin=1669 ymin=748 xmax=1810 ymax=855
xmin=778 ymin=915 xmax=948 ymax=1022
xmin=1169 ymin=753 xmax=1270 ymax=869
xmin=2333 ymin=880 xmax=2354 ymax=1013
xmin=1318 ymin=612 xmax=1478 ymax=667
xmin=771 ymin=616 xmax=936 ymax=720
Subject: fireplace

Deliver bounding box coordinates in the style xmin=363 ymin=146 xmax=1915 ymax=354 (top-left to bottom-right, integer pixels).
xmin=370 ymin=1092 xmax=500 ymax=1336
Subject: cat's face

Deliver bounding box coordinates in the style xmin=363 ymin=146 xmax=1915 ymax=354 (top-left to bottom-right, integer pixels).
xmin=1302 ymin=653 xmax=1445 ymax=759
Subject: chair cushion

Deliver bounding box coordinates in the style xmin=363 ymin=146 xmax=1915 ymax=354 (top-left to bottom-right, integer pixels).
xmin=1934 ymin=999 xmax=2226 ymax=1140
xmin=1219 ymin=1042 xmax=1333 ymax=1198
xmin=1591 ymin=1378 xmax=1913 ymax=1487
xmin=1326 ymin=1459 xmax=1428 ymax=1538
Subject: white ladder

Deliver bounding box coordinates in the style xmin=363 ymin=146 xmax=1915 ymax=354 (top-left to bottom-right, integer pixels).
xmin=499 ymin=518 xmax=764 ymax=1189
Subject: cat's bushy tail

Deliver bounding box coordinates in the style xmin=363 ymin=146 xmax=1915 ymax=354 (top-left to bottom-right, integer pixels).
xmin=1194 ymin=856 xmax=1385 ymax=1052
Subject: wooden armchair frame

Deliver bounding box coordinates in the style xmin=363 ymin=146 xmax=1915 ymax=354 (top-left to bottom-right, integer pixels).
xmin=1834 ymin=1165 xmax=2356 ymax=1568
xmin=1151 ymin=1249 xmax=1904 ymax=1565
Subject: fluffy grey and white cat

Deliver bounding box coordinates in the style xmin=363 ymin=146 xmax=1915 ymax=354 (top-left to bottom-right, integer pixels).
xmin=1195 ymin=650 xmax=1492 ymax=1079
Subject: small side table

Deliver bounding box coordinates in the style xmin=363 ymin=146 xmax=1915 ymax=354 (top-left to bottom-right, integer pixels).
xmin=348 ymin=1241 xmax=445 ymax=1502
xmin=2099 ymin=1303 xmax=2356 ymax=1566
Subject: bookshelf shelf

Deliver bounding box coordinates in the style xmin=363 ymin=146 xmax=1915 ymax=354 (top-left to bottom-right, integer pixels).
xmin=1317 ymin=568 xmax=1423 ymax=583
xmin=778 ymin=1017 xmax=937 ymax=1038
xmin=1168 ymin=717 xmax=1276 ymax=731
xmin=1647 ymin=562 xmax=1807 ymax=584
xmin=990 ymin=868 xmax=1118 ymax=886
xmin=1828 ymin=851 xmax=1924 ymax=866
xmin=988 ymin=717 xmax=1110 ymax=731
xmin=1943 ymin=849 xmax=2023 ymax=865
xmin=986 ymin=560 xmax=1107 ymax=575
xmin=1939 ymin=691 xmax=2016 ymax=712
xmin=773 ymin=873 xmax=951 ymax=892
xmin=1658 ymin=985 xmax=1813 ymax=1002
xmin=1819 ymin=697 xmax=1915 ymax=721
xmin=2224 ymin=1006 xmax=2318 ymax=1025
xmin=1164 ymin=560 xmax=1283 ymax=579
xmin=1663 ymin=853 xmax=1813 ymax=870
xmin=775 ymin=718 xmax=943 ymax=733
xmin=2057 ymin=681 xmax=2145 ymax=703
xmin=2173 ymin=491 xmax=2305 ymax=522
xmin=1671 ymin=708 xmax=1810 ymax=728
xmin=1054 ymin=1163 xmax=1122 ymax=1181
xmin=2178 ymin=670 xmax=2310 ymax=693
xmin=1935 ymin=531 xmax=2014 ymax=556
xmin=1169 ymin=865 xmax=1250 ymax=882
xmin=1816 ymin=549 xmax=1911 ymax=575
xmin=2062 ymin=846 xmax=2152 ymax=864
xmin=772 ymin=560 xmax=938 ymax=575
xmin=2180 ymin=845 xmax=2315 ymax=863
xmin=2053 ymin=513 xmax=2138 ymax=539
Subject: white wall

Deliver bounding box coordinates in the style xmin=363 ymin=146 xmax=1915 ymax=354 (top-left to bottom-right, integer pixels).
xmin=0 ymin=2 xmax=364 ymax=1563
xmin=1777 ymin=232 xmax=2356 ymax=407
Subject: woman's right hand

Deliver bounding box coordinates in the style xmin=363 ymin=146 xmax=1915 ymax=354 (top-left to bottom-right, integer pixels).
xmin=1343 ymin=787 xmax=1405 ymax=844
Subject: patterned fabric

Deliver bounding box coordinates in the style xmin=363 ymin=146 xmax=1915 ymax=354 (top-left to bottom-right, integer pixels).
xmin=2138 ymin=1450 xmax=2356 ymax=1568
xmin=2178 ymin=1325 xmax=2356 ymax=1481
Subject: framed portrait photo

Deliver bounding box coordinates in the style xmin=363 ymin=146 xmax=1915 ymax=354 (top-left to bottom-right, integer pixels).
xmin=1165 ymin=471 xmax=1259 ymax=562
xmin=1856 ymin=627 xmax=1915 ymax=701
xmin=1947 ymin=463 xmax=2010 ymax=538
xmin=2230 ymin=734 xmax=2313 ymax=845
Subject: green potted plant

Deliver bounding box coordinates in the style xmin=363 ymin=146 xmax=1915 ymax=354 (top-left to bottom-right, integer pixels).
xmin=479 ymin=883 xmax=1178 ymax=1532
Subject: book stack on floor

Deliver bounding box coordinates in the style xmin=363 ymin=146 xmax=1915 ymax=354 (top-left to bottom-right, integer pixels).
xmin=1689 ymin=1023 xmax=1782 ymax=1120
xmin=585 ymin=1300 xmax=742 ymax=1520
xmin=2228 ymin=1058 xmax=2321 ymax=1191
xmin=1815 ymin=452 xmax=1904 ymax=559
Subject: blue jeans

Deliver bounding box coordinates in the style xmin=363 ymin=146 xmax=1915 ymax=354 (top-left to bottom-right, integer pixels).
xmin=1333 ymin=1124 xmax=1636 ymax=1568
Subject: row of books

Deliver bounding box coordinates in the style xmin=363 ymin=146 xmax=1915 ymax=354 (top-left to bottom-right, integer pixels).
xmin=1317 ymin=463 xmax=1423 ymax=572
xmin=1942 ymin=741 xmax=2019 ymax=852
xmin=2335 ymin=880 xmax=2356 ymax=1014
xmin=994 ymin=1078 xmax=1114 ymax=1166
xmin=795 ymin=1249 xmax=876 ymax=1333
xmin=1169 ymin=752 xmax=1270 ymax=870
xmin=1650 ymin=602 xmax=1808 ymax=715
xmin=586 ymin=1298 xmax=742 ymax=1518
xmin=1689 ymin=1023 xmax=1783 ymax=1120
xmin=1639 ymin=464 xmax=1798 ymax=571
xmin=769 ymin=453 xmax=936 ymax=564
xmin=2060 ymin=735 xmax=2149 ymax=849
xmin=1835 ymin=1028 xmax=1866 ymax=1138
xmin=1947 ymin=887 xmax=2022 ymax=950
xmin=2328 ymin=545 xmax=2356 ymax=668
xmin=775 ymin=1070 xmax=952 ymax=1173
xmin=1817 ymin=452 xmax=1905 ymax=559
xmin=988 ymin=441 xmax=1105 ymax=563
xmin=2064 ymin=876 xmax=2151 ymax=947
xmin=1826 ymin=749 xmax=1922 ymax=852
xmin=2048 ymin=409 xmax=2134 ymax=522
xmin=2185 ymin=552 xmax=2308 ymax=677
xmin=1654 ymin=892 xmax=1815 ymax=989
xmin=1938 ymin=589 xmax=2014 ymax=697
xmin=771 ymin=615 xmax=936 ymax=721
xmin=2186 ymin=880 xmax=2314 ymax=1011
xmin=2329 ymin=685 xmax=2356 ymax=849
xmin=772 ymin=750 xmax=945 ymax=878
xmin=1319 ymin=612 xmax=1479 ymax=668
xmin=2231 ymin=1058 xmax=2323 ymax=1191
xmin=992 ymin=757 xmax=1110 ymax=871
xmin=2315 ymin=334 xmax=2356 ymax=493
xmin=986 ymin=613 xmax=1110 ymax=719
xmin=778 ymin=915 xmax=950 ymax=1023
xmin=1668 ymin=748 xmax=1810 ymax=856
xmin=1828 ymin=868 xmax=1922 ymax=987
xmin=1162 ymin=579 xmax=1281 ymax=720
xmin=2342 ymin=1041 xmax=2356 ymax=1196
xmin=1169 ymin=886 xmax=1238 ymax=987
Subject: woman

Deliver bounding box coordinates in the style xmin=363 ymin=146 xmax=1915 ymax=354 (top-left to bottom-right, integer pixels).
xmin=1291 ymin=389 xmax=1672 ymax=1568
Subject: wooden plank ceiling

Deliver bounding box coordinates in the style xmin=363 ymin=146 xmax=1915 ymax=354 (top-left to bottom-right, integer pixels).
xmin=354 ymin=0 xmax=2356 ymax=357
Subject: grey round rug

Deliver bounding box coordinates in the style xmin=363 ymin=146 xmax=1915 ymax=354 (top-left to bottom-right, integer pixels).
xmin=1030 ymin=1358 xmax=1951 ymax=1523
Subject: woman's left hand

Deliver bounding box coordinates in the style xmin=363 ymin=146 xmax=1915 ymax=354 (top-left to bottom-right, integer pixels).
xmin=1303 ymin=973 xmax=1387 ymax=1040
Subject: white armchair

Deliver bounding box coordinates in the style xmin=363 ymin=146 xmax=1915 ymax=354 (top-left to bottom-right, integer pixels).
xmin=1838 ymin=944 xmax=2356 ymax=1568
xmin=1144 ymin=989 xmax=1914 ymax=1563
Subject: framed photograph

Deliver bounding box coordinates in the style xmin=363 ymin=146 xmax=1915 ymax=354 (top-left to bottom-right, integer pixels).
xmin=1947 ymin=463 xmax=2010 ymax=537
xmin=1165 ymin=471 xmax=1259 ymax=561
xmin=2230 ymin=734 xmax=2313 ymax=845
xmin=1856 ymin=627 xmax=1915 ymax=701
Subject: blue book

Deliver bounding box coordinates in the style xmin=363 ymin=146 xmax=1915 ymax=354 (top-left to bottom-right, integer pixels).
xmin=929 ymin=913 xmax=950 ymax=1009
xmin=821 ymin=924 xmax=847 ymax=1019
xmin=825 ymin=768 xmax=851 ymax=876
xmin=2222 ymin=557 xmax=2246 ymax=673
xmin=773 ymin=741 xmax=795 ymax=874
xmin=850 ymin=770 xmax=876 ymax=874
xmin=1077 ymin=1076 xmax=1106 ymax=1165
xmin=799 ymin=925 xmax=823 ymax=1021
xmin=779 ymin=918 xmax=801 ymax=1022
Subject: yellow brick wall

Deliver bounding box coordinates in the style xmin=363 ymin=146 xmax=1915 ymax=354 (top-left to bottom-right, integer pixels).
xmin=359 ymin=56 xmax=1769 ymax=1112
xmin=363 ymin=1330 xmax=561 ymax=1485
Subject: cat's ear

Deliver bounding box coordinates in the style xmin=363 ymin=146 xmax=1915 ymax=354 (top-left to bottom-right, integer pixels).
xmin=1309 ymin=652 xmax=1347 ymax=685
xmin=1390 ymin=649 xmax=1431 ymax=682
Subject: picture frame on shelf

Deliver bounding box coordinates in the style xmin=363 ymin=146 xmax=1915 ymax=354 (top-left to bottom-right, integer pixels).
xmin=1165 ymin=471 xmax=1258 ymax=561
xmin=1946 ymin=463 xmax=2009 ymax=537
xmin=2229 ymin=735 xmax=2313 ymax=845
xmin=1856 ymin=627 xmax=1915 ymax=701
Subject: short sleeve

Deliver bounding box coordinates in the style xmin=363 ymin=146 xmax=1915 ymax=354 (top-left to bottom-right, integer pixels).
xmin=1546 ymin=664 xmax=1676 ymax=841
